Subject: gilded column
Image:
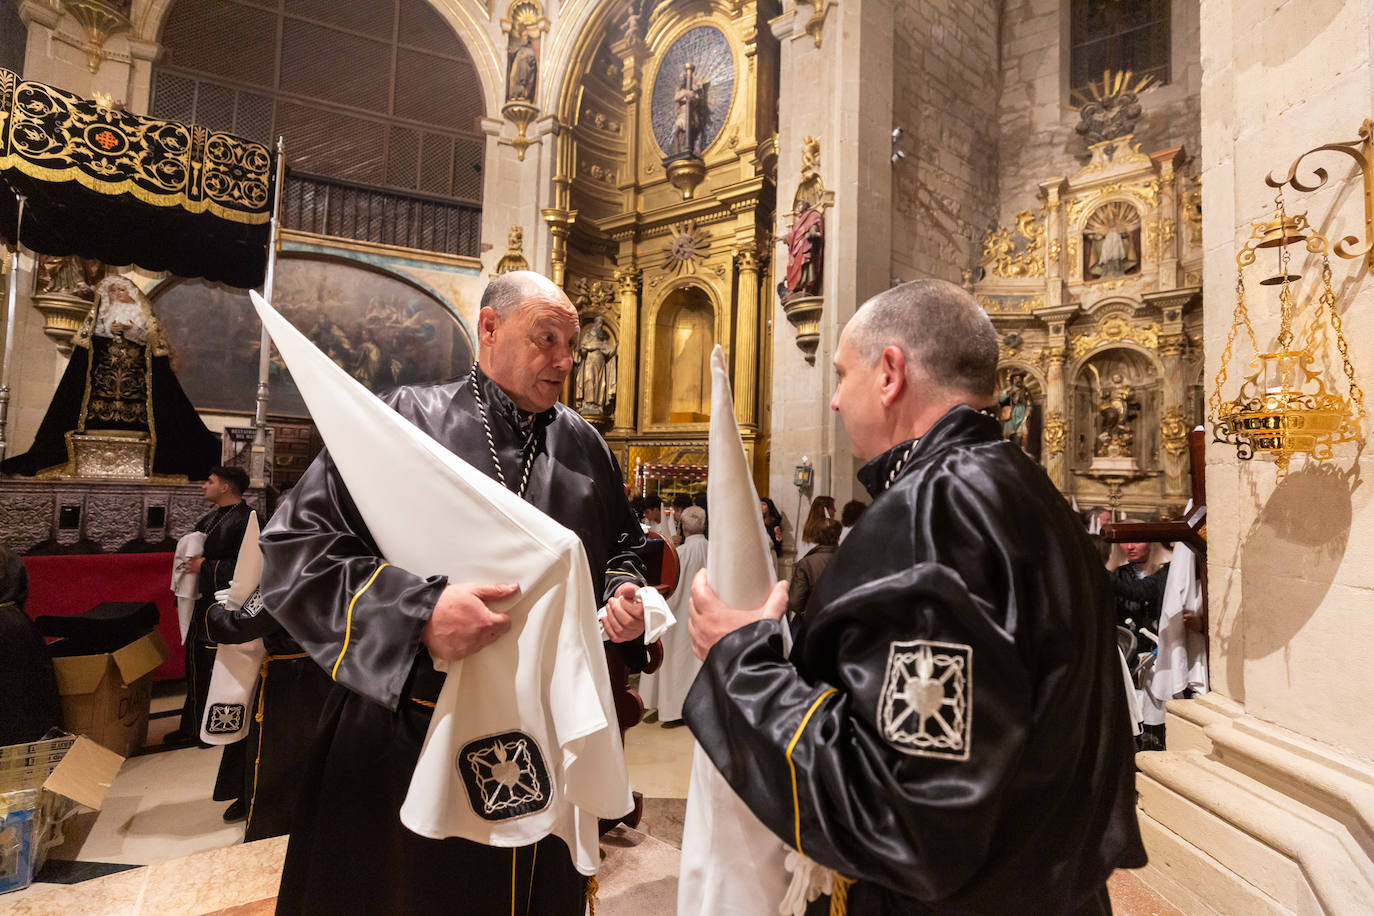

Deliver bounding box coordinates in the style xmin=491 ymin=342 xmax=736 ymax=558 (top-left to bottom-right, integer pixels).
xmin=733 ymin=245 xmax=762 ymax=427
xmin=612 ymin=266 xmax=641 ymax=434
xmin=1043 ymin=346 xmax=1068 ymax=489
xmin=1158 ymin=333 xmax=1189 ymax=499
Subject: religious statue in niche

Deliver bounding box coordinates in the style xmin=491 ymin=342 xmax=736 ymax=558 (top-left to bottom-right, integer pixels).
xmin=34 ymin=254 xmax=105 ymax=300
xmin=0 ymin=276 xmax=219 ymax=479
xmin=671 ymin=62 xmax=711 ymax=157
xmin=1093 ymin=372 xmax=1140 ymax=459
xmin=998 ymin=371 xmax=1035 ymax=452
xmin=1083 ymin=201 xmax=1141 ymax=281
xmin=573 ymin=316 xmax=617 ymax=419
xmin=506 ymin=29 xmax=538 ymax=103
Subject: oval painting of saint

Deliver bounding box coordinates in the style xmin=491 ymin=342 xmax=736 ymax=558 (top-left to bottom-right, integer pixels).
xmin=154 ymin=255 xmax=473 ymax=418
xmin=650 ymin=25 xmax=736 ymax=158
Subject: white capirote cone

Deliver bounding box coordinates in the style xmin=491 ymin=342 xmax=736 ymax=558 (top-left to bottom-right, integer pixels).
xmin=201 ymin=512 xmax=265 ymax=745
xmin=246 ymin=291 xmax=630 ymax=875
xmin=677 ymin=345 xmax=792 ymax=915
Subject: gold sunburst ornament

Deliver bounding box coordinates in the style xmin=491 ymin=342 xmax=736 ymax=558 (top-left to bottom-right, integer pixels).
xmin=663 ymin=223 xmax=710 ymax=276
xmin=1209 ymin=192 xmax=1366 ymax=477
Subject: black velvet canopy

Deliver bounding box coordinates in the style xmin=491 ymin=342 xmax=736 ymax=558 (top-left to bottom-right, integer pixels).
xmin=0 ymin=68 xmax=274 ymax=289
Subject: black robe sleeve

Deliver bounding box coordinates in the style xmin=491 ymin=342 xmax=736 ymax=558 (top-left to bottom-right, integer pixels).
xmin=258 ymin=450 xmax=448 ymax=710
xmin=685 ymin=560 xmax=1034 ymax=902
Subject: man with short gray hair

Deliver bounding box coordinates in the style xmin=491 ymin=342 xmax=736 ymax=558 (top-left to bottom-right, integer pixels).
xmin=687 ymin=279 xmax=1145 ymax=914
xmin=261 ymin=270 xmax=651 ymax=915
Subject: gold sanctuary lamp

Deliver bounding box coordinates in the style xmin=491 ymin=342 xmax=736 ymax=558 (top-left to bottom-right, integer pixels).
xmin=1209 ymin=195 xmax=1366 ymax=476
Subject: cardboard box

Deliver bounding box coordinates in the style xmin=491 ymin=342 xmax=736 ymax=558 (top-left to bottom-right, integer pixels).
xmin=50 ymin=630 xmax=169 ymax=758
xmin=0 ymin=736 xmax=123 ymax=894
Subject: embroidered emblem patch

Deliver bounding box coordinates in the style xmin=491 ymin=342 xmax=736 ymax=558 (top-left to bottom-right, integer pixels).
xmin=456 ymin=731 xmax=552 ymax=821
xmin=205 ymin=703 xmax=245 ymax=735
xmin=240 ymin=588 xmax=264 ymax=618
xmin=878 ymin=639 xmax=972 ymax=760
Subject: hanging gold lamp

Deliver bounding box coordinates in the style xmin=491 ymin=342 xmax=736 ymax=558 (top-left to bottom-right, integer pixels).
xmin=1209 ymin=192 xmax=1366 ymax=476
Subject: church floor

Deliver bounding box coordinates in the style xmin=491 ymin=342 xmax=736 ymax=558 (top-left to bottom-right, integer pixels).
xmin=3 ymin=684 xmax=1181 ymax=914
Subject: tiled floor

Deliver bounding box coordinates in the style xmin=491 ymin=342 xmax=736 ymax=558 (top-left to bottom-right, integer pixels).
xmin=8 ymin=687 xmax=1184 ymax=915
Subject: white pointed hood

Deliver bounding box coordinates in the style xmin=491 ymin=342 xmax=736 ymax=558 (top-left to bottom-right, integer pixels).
xmin=678 ymin=345 xmax=791 ymax=915
xmin=247 ymin=291 xmax=630 ymax=875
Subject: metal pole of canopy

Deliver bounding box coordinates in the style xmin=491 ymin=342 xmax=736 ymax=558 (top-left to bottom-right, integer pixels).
xmin=0 ymin=193 xmax=26 ymax=464
xmin=250 ymin=138 xmax=285 ymax=490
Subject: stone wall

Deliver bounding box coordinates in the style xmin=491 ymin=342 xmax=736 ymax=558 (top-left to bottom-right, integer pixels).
xmin=997 ymin=0 xmax=1202 ymax=226
xmin=1132 ymin=1 xmax=1374 ymax=911
xmin=890 ymin=0 xmax=1000 ymax=284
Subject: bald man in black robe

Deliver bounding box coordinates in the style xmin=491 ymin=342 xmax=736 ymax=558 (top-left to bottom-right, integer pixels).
xmin=259 ymin=272 xmax=650 ymax=915
xmin=687 ymin=279 xmax=1145 ymax=915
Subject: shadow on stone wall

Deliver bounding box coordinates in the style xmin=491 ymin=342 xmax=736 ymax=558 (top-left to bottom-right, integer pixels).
xmin=1230 ymin=460 xmax=1359 ymax=698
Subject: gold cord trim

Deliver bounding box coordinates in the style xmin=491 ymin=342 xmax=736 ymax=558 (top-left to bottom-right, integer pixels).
xmin=332 ymin=563 xmax=389 ymax=679
xmin=786 ymin=688 xmax=838 ymax=854
xmin=409 ymin=697 xmax=436 ymax=708
xmin=829 ymin=875 xmax=854 ymax=916
xmin=510 ymin=847 xmax=517 ymax=916
xmin=525 ymin=844 xmax=537 ymax=916
xmin=246 ymin=653 xmax=271 ymax=830
xmin=586 ymin=875 xmax=599 ymax=916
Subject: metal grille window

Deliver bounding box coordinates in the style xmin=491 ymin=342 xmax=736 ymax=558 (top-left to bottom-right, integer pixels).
xmin=1070 ymin=0 xmax=1171 ymax=94
xmin=151 ymin=0 xmax=483 ymax=257
xmin=1 ymin=3 xmax=27 ymax=74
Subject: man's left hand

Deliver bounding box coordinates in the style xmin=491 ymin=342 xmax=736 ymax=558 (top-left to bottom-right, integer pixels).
xmin=185 ymin=556 xmax=204 ymax=575
xmin=603 ymin=582 xmax=646 ymax=642
xmin=689 ymin=569 xmax=788 ymax=661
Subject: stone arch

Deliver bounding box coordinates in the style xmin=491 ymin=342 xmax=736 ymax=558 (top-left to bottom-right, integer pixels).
xmin=642 ymin=276 xmax=723 ymax=427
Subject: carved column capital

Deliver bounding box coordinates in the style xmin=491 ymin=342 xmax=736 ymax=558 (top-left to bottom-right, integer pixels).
xmin=734 ymin=245 xmax=763 ymax=272
xmin=613 ymin=266 xmax=641 ymax=297
xmin=1158 ymin=334 xmax=1187 ymax=358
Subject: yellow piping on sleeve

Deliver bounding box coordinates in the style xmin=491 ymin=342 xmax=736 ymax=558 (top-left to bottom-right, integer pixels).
xmin=331 ymin=562 xmax=390 ymax=679
xmin=786 ymin=687 xmax=838 ymax=854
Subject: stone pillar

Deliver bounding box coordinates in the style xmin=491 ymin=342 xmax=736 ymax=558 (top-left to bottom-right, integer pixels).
xmin=733 ymin=245 xmax=761 ymax=428
xmin=611 ymin=267 xmax=640 ymax=434
xmin=1132 ymin=4 xmax=1374 ymax=914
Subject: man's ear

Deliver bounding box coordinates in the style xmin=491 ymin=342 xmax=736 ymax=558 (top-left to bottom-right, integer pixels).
xmin=878 ymin=345 xmax=907 ymax=407
xmin=477 ymin=307 xmax=499 ymax=344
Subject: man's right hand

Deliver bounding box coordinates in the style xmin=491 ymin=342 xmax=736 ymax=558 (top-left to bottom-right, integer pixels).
xmin=422 ymin=582 xmax=519 ymax=662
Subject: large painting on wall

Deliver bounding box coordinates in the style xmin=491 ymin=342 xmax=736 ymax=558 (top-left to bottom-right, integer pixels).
xmin=154 ymin=255 xmax=473 ymax=417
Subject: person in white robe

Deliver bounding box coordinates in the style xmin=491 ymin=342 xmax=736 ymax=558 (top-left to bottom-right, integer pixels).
xmin=639 ymin=506 xmax=709 ymax=724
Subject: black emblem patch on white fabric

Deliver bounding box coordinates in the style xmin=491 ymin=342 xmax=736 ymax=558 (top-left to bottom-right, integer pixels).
xmin=206 ymin=703 xmax=246 ymax=735
xmin=877 ymin=639 xmax=972 ymax=760
xmin=456 ymin=731 xmax=552 ymax=821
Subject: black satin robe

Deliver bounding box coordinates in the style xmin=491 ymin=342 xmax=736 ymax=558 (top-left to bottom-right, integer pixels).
xmin=206 ymin=594 xmax=332 ymax=843
xmin=258 ymin=367 xmax=649 ymax=916
xmin=685 ymin=406 xmax=1146 ymax=915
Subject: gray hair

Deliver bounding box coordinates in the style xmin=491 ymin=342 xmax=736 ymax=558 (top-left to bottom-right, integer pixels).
xmin=680 ymin=505 xmax=707 ymax=536
xmin=844 ymin=278 xmax=999 ymax=398
xmin=480 ymin=270 xmax=563 ymax=319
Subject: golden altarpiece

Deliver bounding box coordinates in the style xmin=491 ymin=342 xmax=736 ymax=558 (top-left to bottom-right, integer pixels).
xmin=542 ymin=1 xmax=778 ymax=493
xmin=972 ymin=114 xmax=1204 ymax=517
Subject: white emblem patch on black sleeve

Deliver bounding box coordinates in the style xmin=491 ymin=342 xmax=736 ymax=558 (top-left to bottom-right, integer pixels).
xmin=456 ymin=731 xmax=552 ymax=821
xmin=878 ymin=639 xmax=972 ymax=760
xmin=206 ymin=703 xmax=246 ymax=735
